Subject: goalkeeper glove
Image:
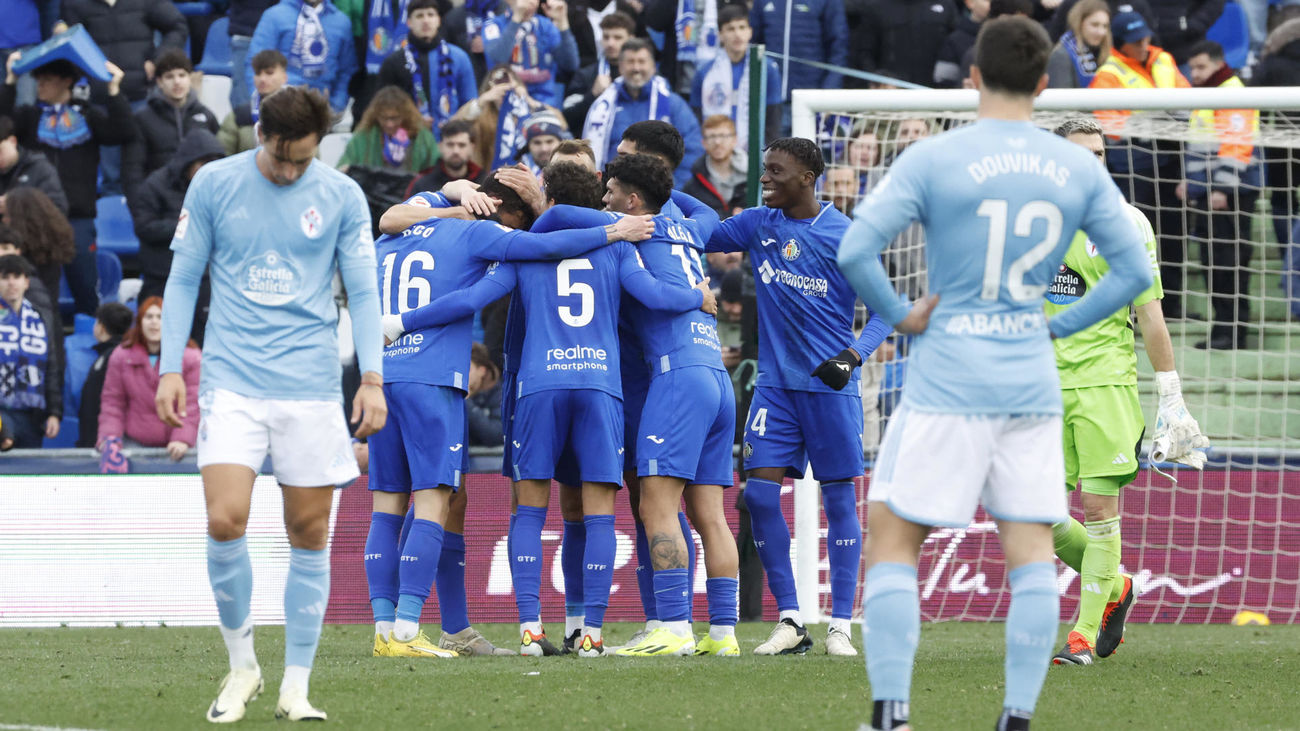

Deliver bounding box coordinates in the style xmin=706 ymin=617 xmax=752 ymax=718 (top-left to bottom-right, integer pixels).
xmin=1150 ymin=371 xmax=1210 ymax=470
xmin=382 ymin=314 xmax=405 ymax=346
xmin=811 ymin=349 xmax=860 ymax=391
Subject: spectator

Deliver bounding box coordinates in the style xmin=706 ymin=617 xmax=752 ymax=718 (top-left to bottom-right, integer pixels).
xmin=445 ymin=0 xmax=510 ymax=82
xmin=133 ymin=129 xmax=225 ymax=301
xmin=337 ymin=85 xmax=440 ymax=173
xmin=1149 ymin=0 xmax=1226 ymax=65
xmin=1092 ymin=10 xmax=1191 ymax=318
xmin=483 ymin=0 xmax=579 ymax=108
xmin=0 ymin=223 xmax=60 ymax=364
xmin=0 ymin=56 xmax=132 ymax=316
xmin=844 ymin=126 xmax=884 ymax=194
xmin=517 ymin=113 xmax=564 ymax=174
xmin=219 ymin=49 xmax=289 ymax=156
xmin=453 ymin=64 xmax=563 ymax=171
xmin=228 ymin=0 xmax=280 ymax=108
xmin=248 ymin=0 xmax=357 ymax=114
xmin=690 ymin=4 xmax=782 ymax=152
xmin=0 ymin=114 xmax=68 ymax=213
xmin=1181 ymin=40 xmax=1262 ymax=350
xmin=752 ymin=0 xmax=847 ymax=105
xmin=853 ymin=0 xmax=956 ymax=88
xmin=0 ymin=253 xmax=61 ymax=447
xmin=98 ymin=296 xmax=200 ymax=459
xmin=466 ymin=341 xmax=502 ymax=445
xmin=934 ymin=0 xmax=988 ymax=87
xmin=0 ymin=0 xmax=40 ymax=106
xmin=563 ymin=11 xmax=633 ymax=133
xmin=1252 ymin=18 xmax=1300 ymax=316
xmin=824 ymin=164 xmax=859 ymax=216
xmin=955 ymin=0 xmax=1034 ymax=85
xmin=582 ymin=38 xmax=702 ymax=186
xmin=1046 ymin=0 xmax=1111 ymax=88
xmin=364 ymin=0 xmax=411 ymax=75
xmin=682 ymin=114 xmax=747 ymax=219
xmin=1046 ymin=0 xmax=1154 ymax=43
xmin=2 ymin=186 xmax=74 ymax=310
xmin=375 ymin=0 xmax=478 ymax=140
xmin=405 ymin=119 xmax=485 ymax=194
xmin=643 ymin=0 xmax=724 ymax=94
xmin=122 ymin=49 xmax=220 ymax=203
xmin=76 ymin=302 xmax=133 ymax=448
xmin=56 ymin=0 xmax=188 ymax=104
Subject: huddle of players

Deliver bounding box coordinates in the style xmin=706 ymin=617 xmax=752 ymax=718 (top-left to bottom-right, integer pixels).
xmin=362 ymin=118 xmax=886 ymax=659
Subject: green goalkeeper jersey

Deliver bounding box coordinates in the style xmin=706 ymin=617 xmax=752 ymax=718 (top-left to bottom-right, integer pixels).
xmin=1045 ymin=203 xmax=1162 ymax=390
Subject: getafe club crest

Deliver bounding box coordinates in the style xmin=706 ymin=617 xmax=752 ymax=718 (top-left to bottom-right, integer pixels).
xmin=301 ymin=206 xmax=323 ymax=239
xmin=781 ymin=239 xmax=801 ymax=261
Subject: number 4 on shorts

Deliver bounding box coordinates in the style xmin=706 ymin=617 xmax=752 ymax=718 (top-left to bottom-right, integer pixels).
xmin=750 ymin=407 xmax=768 ymax=437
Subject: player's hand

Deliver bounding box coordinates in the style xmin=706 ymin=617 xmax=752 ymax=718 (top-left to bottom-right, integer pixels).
xmin=382 ymin=314 xmax=405 ymax=346
xmin=811 ymin=348 xmax=861 ymax=391
xmin=461 ymin=189 xmax=499 ymax=217
xmin=155 ymin=372 xmax=187 ymax=428
xmin=607 ymin=214 xmax=655 ymax=243
xmin=495 ymin=164 xmax=546 ymax=215
xmin=696 ymin=277 xmax=717 ymax=315
xmin=1150 ymin=371 xmax=1210 ymax=470
xmin=166 ymin=440 xmax=189 ymax=461
xmin=895 ymin=294 xmax=939 ymax=335
xmin=351 ymin=379 xmax=388 ymax=439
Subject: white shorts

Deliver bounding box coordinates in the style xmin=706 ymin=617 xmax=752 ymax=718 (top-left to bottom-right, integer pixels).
xmin=869 ymin=404 xmax=1067 ymax=528
xmin=197 ymin=388 xmax=360 ymax=487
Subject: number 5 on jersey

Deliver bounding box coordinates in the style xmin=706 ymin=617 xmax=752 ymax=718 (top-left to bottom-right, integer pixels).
xmin=557 ymin=258 xmax=594 ymax=327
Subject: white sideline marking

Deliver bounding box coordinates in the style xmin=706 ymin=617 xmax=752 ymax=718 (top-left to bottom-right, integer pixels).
xmin=0 ymin=724 xmax=105 ymax=731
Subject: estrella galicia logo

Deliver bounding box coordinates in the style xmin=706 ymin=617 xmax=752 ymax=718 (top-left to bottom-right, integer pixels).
xmin=781 ymin=239 xmax=801 ymax=261
xmin=1046 ymin=264 xmax=1086 ymax=305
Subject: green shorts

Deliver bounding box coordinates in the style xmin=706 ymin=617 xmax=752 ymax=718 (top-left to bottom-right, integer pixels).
xmin=1062 ymin=385 xmax=1145 ymax=494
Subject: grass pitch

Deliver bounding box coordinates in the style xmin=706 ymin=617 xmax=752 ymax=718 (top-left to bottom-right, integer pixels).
xmin=0 ymin=622 xmax=1296 ymax=730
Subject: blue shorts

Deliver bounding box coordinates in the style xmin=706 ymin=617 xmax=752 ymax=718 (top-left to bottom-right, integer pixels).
xmin=742 ymin=386 xmax=864 ymax=481
xmin=638 ymin=366 xmax=736 ymax=486
xmin=500 ymin=370 xmax=518 ymax=479
xmin=512 ymin=389 xmax=624 ymax=486
xmin=369 ymin=382 xmax=466 ymax=493
xmin=621 ymin=358 xmax=650 ymax=473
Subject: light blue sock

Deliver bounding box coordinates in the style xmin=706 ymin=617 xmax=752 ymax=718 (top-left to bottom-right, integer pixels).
xmin=396 ymin=519 xmax=445 ymax=623
xmin=634 ymin=520 xmax=657 ymax=621
xmin=743 ymin=478 xmax=798 ymax=612
xmin=822 ymin=482 xmax=863 ymax=620
xmin=436 ymin=531 xmax=469 ymax=634
xmin=1004 ymin=562 xmax=1059 ymax=715
xmin=678 ymin=511 xmax=696 ymax=622
xmin=862 ymin=562 xmax=919 ymax=703
xmin=582 ymin=514 xmax=616 ymax=628
xmin=512 ymin=505 xmax=547 ymax=624
xmin=653 ymin=568 xmax=691 ymax=623
xmin=207 ymin=535 xmax=253 ymax=630
xmin=705 ymin=576 xmax=738 ymax=627
xmin=284 ymin=546 xmax=330 ymax=669
xmin=562 ymin=519 xmax=586 ymax=618
xmin=363 ymin=512 xmax=403 ymax=623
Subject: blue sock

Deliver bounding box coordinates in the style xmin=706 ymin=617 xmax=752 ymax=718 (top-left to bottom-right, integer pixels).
xmin=678 ymin=511 xmax=696 ymax=622
xmin=284 ymin=547 xmax=330 ymax=669
xmin=512 ymin=505 xmax=547 ymax=624
xmin=862 ymin=562 xmax=919 ymax=702
xmin=634 ymin=520 xmax=657 ymax=621
xmin=207 ymin=535 xmax=253 ymax=630
xmin=653 ymin=568 xmax=691 ymax=623
xmin=1004 ymin=562 xmax=1059 ymax=714
xmin=822 ymin=482 xmax=863 ymax=620
xmin=436 ymin=531 xmax=469 ymax=634
xmin=363 ymin=512 xmax=403 ymax=623
xmin=743 ymin=478 xmax=798 ymax=612
xmin=706 ymin=576 xmax=739 ymax=627
xmin=396 ymin=519 xmax=445 ymax=623
xmin=562 ymin=520 xmax=586 ymax=618
xmin=398 ymin=507 xmax=415 ymax=551
xmin=582 ymin=514 xmax=616 ymax=628
xmin=507 ymin=513 xmax=517 ymax=582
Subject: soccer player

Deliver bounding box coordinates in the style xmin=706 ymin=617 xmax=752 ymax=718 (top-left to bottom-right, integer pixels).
xmin=705 ymin=137 xmax=891 ymax=657
xmin=837 ymin=17 xmax=1154 ymax=731
xmin=155 ymin=87 xmax=387 ymax=723
xmin=367 ymin=172 xmax=657 ymax=658
xmin=1048 ymin=118 xmax=1208 ymax=666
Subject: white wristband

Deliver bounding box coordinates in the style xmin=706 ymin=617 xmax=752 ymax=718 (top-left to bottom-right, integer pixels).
xmin=1155 ymin=370 xmax=1181 ymax=397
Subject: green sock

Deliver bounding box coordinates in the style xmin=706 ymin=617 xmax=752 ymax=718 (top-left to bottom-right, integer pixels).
xmin=1073 ymin=517 xmax=1121 ymax=642
xmin=1052 ymin=517 xmax=1087 ymax=572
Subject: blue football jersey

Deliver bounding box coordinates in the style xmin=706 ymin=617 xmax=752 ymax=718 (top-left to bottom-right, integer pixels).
xmin=844 ymin=118 xmax=1152 ymax=415
xmin=707 ymin=201 xmax=864 ymax=394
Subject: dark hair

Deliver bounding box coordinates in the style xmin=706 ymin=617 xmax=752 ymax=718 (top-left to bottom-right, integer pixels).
xmin=989 ymin=0 xmax=1034 ymax=18
xmin=1188 ymin=39 xmax=1225 ymax=63
xmin=0 ymin=253 xmax=32 ymax=278
xmin=765 ymin=137 xmax=825 ymax=178
xmin=5 ymin=187 xmax=73 ymax=268
xmin=719 ymin=4 xmax=749 ymax=27
xmin=543 ymin=161 xmax=604 ymax=209
xmin=0 ymin=115 xmax=13 ymax=141
xmin=408 ymin=0 xmax=440 ymax=14
xmin=619 ymin=37 xmax=656 ymax=60
xmin=0 ymin=223 xmax=19 ymax=250
xmin=600 ymin=11 xmax=636 ymax=33
xmin=470 ymin=341 xmax=498 ymax=379
xmin=621 ymin=120 xmax=684 ymax=169
xmin=251 ymin=49 xmax=288 ymax=73
xmin=258 ymin=86 xmax=333 ymax=146
xmin=356 ymin=85 xmax=425 ymax=136
xmin=440 ymin=119 xmax=475 ymax=141
xmin=33 ymin=59 xmax=80 ymax=81
xmin=974 ymin=16 xmax=1051 ymax=96
xmin=479 ymin=175 xmax=537 ymax=230
xmin=604 ymin=153 xmax=672 ymax=213
xmin=95 ymin=302 xmax=134 ymax=339
xmin=154 ymin=47 xmax=192 ymax=77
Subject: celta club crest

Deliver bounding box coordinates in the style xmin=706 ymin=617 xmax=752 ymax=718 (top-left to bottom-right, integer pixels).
xmin=300 ymin=206 xmax=323 ymax=239
xmin=781 ymin=239 xmax=801 ymax=261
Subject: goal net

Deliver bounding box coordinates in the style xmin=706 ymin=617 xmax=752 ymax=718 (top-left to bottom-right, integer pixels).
xmin=791 ymin=87 xmax=1300 ymax=625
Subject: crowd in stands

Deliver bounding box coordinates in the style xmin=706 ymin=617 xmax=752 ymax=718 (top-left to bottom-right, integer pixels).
xmin=0 ymin=0 xmax=1295 ymax=455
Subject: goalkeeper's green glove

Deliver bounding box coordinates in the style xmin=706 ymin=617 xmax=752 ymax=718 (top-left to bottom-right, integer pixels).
xmin=1151 ymin=371 xmax=1209 ymax=469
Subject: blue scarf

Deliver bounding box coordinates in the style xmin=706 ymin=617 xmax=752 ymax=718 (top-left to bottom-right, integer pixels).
xmin=403 ymin=38 xmax=458 ymax=135
xmin=463 ymin=0 xmax=497 ymax=40
xmin=36 ymin=103 xmax=92 ymax=150
xmin=1061 ymin=31 xmax=1100 ymax=87
xmin=582 ymin=76 xmax=673 ymax=170
xmin=0 ymin=299 xmax=50 ymax=411
xmin=250 ymin=90 xmax=261 ymax=124
xmin=491 ymin=89 xmax=532 ymax=170
xmin=291 ymin=0 xmax=330 ymax=79
xmin=366 ymin=0 xmax=409 ymax=73
xmin=382 ymin=127 xmax=411 ymax=167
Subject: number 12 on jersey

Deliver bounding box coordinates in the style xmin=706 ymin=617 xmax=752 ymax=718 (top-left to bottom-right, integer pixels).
xmin=976 ymin=199 xmax=1062 ymax=302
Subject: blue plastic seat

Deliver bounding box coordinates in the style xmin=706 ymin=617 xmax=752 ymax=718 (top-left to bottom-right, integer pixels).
xmin=94 ymin=196 xmax=139 ymax=258
xmin=197 ymin=16 xmax=232 ymax=76
xmin=1207 ymin=2 xmax=1250 ymax=71
xmin=97 ymin=250 xmax=122 ymax=304
xmin=174 ymin=2 xmax=215 ymax=16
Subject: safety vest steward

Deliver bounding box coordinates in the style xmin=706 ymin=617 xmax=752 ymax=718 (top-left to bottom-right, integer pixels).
xmin=1189 ymin=75 xmax=1258 ymax=169
xmin=1090 ymin=46 xmax=1189 ymax=135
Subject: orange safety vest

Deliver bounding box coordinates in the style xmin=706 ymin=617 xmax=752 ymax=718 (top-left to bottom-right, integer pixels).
xmin=1188 ymin=74 xmax=1258 ymax=168
xmin=1089 ymin=46 xmax=1190 ymax=135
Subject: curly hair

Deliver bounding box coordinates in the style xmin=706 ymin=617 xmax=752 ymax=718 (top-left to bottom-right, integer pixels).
xmin=5 ymin=187 xmax=74 ymax=268
xmin=356 ymin=85 xmax=427 ymax=138
xmin=543 ymin=162 xmax=604 ymax=209
xmin=603 ymin=153 xmax=672 ymax=213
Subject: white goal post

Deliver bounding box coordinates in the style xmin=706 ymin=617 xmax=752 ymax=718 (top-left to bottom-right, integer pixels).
xmin=788 ymin=86 xmax=1300 ymax=625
